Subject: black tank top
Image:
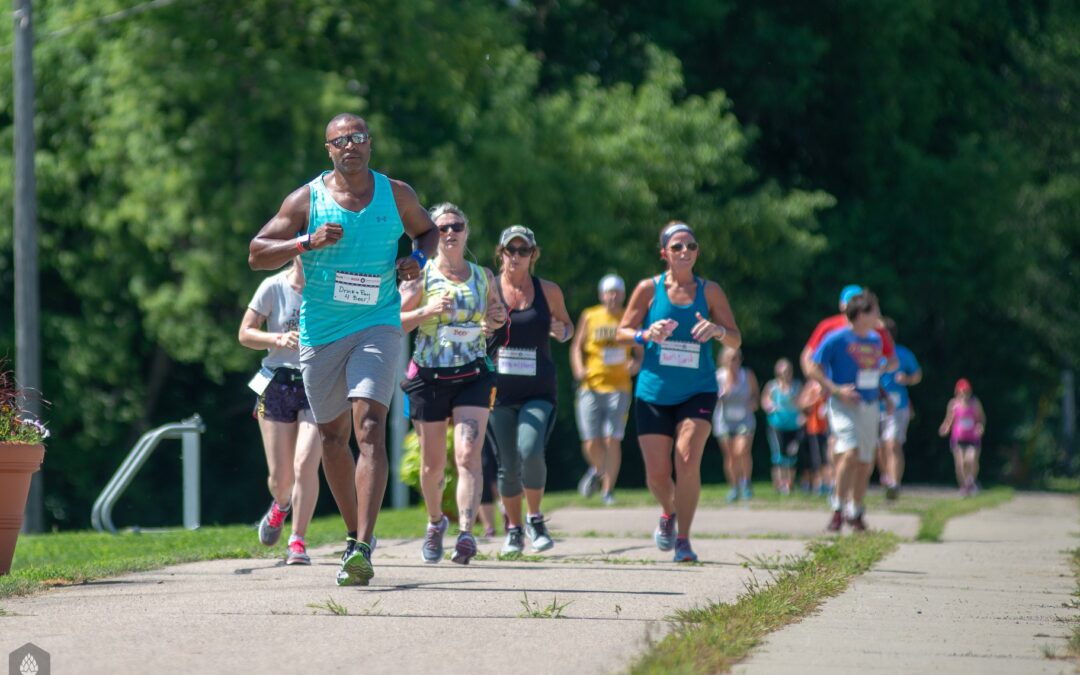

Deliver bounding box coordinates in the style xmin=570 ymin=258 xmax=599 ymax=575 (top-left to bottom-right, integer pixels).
xmin=488 ymin=275 xmax=557 ymax=406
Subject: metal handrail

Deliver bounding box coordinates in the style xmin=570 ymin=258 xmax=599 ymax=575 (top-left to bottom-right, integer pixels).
xmin=90 ymin=414 xmax=205 ymax=534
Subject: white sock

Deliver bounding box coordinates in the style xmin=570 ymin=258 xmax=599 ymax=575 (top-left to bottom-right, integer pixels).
xmin=527 ymin=512 xmax=542 ymax=521
xmin=829 ymin=494 xmax=841 ymax=512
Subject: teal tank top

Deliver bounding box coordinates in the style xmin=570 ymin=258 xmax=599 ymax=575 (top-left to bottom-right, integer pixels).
xmin=298 ymin=170 xmax=404 ymax=346
xmin=635 ymin=273 xmax=719 ymax=405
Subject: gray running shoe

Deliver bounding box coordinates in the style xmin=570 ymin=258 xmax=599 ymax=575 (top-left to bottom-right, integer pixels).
xmin=257 ymin=501 xmax=289 ymax=547
xmin=502 ymin=526 xmax=524 ymax=554
xmin=286 ymin=538 xmax=310 ymax=566
xmin=654 ymin=513 xmax=676 ymax=551
xmin=337 ymin=540 xmax=374 ymax=587
xmin=525 ymin=514 xmax=554 ymax=552
xmin=601 ymin=491 xmax=616 ymax=506
xmin=421 ymin=515 xmax=449 ymax=563
xmin=450 ymin=531 xmax=478 ymax=565
xmin=577 ymin=467 xmax=600 ymax=498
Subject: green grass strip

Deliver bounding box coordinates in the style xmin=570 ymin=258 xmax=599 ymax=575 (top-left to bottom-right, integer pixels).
xmin=629 ymin=532 xmax=899 ymax=675
xmin=1068 ymin=548 xmax=1080 ymax=659
xmin=915 ymin=487 xmax=1014 ymax=541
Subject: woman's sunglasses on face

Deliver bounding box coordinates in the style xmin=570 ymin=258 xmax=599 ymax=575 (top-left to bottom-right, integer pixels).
xmin=669 ymin=241 xmax=699 ymax=253
xmin=438 ymin=222 xmax=466 ymax=234
xmin=327 ymin=132 xmax=371 ymax=148
xmin=504 ymin=244 xmax=534 ymax=257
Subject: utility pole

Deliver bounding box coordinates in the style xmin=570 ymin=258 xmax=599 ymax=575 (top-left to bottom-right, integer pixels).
xmin=13 ymin=0 xmax=43 ymax=533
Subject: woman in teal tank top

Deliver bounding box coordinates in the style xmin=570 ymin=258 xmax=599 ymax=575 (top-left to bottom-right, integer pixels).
xmin=617 ymin=221 xmax=742 ymax=563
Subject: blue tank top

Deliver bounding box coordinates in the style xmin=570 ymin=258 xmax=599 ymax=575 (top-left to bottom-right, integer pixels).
xmin=635 ymin=273 xmax=719 ymax=405
xmin=298 ymin=170 xmax=404 ymax=346
xmin=766 ymin=379 xmax=802 ymax=431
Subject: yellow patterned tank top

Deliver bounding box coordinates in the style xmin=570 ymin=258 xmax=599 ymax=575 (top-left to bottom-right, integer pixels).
xmin=413 ymin=262 xmax=488 ymax=368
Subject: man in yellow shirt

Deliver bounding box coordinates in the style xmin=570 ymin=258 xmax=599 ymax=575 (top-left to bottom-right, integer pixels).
xmin=571 ymin=274 xmax=643 ymax=504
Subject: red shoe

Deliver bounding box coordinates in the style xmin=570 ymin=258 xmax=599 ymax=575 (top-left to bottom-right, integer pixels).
xmin=826 ymin=510 xmax=843 ymax=532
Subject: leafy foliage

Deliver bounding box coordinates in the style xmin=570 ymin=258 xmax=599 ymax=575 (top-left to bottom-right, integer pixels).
xmin=0 ymin=0 xmax=1073 ymax=527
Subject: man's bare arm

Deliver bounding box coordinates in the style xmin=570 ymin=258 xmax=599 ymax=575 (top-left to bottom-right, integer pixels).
xmin=391 ymin=180 xmax=438 ymax=257
xmin=249 ymin=186 xmax=317 ymax=270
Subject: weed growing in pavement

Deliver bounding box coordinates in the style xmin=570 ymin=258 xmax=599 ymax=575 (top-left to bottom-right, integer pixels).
xmin=518 ymin=591 xmax=572 ymax=618
xmin=496 ymin=551 xmax=545 ymax=563
xmin=307 ymin=596 xmax=349 ymax=616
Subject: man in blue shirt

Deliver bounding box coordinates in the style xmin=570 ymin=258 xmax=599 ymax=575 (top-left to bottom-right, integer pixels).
xmin=806 ymin=291 xmax=888 ymax=532
xmin=878 ymin=317 xmax=922 ymax=500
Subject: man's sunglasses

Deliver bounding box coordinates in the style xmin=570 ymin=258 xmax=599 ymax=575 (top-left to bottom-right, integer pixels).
xmin=669 ymin=241 xmax=699 ymax=252
xmin=504 ymin=245 xmax=534 ymax=257
xmin=327 ymin=132 xmax=372 ymax=149
xmin=438 ymin=222 xmax=466 ymax=234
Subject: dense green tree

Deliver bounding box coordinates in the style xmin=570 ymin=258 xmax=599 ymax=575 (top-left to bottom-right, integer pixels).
xmin=0 ymin=0 xmax=828 ymax=527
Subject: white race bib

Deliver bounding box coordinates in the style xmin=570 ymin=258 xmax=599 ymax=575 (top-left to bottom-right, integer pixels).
xmin=889 ymin=393 xmax=902 ymax=408
xmin=959 ymin=417 xmax=975 ymax=430
xmin=439 ymin=324 xmax=482 ymax=344
xmin=601 ymin=347 xmax=627 ymax=366
xmin=658 ymin=340 xmax=700 ymax=369
xmin=333 ymin=271 xmax=380 ymax=305
xmin=496 ymin=347 xmax=537 ymax=376
xmin=856 ymin=369 xmax=880 ymax=389
xmin=247 ymin=367 xmax=274 ymax=395
xmin=725 ymin=405 xmax=747 ymax=420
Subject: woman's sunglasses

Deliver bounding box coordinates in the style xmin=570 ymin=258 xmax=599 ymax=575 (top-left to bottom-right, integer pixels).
xmin=438 ymin=222 xmax=466 ymax=234
xmin=504 ymin=245 xmax=534 ymax=257
xmin=669 ymin=242 xmax=699 ymax=252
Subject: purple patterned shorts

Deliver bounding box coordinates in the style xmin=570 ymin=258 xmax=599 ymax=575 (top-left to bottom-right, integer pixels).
xmin=253 ymin=368 xmax=310 ymax=423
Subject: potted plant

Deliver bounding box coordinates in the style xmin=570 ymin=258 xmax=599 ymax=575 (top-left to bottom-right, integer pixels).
xmin=0 ymin=364 xmax=47 ymax=575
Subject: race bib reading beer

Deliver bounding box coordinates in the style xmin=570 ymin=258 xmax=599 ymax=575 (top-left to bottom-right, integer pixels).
xmin=333 ymin=272 xmax=380 ymax=305
xmin=438 ymin=324 xmax=482 ymax=344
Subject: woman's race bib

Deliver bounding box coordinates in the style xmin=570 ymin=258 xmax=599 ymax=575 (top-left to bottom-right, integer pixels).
xmin=959 ymin=417 xmax=975 ymax=430
xmin=496 ymin=347 xmax=537 ymax=376
xmin=438 ymin=324 xmax=482 ymax=344
xmin=658 ymin=340 xmax=700 ymax=369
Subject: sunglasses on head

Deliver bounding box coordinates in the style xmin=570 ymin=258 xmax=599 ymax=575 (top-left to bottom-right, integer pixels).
xmin=504 ymin=244 xmax=534 ymax=257
xmin=437 ymin=222 xmax=466 ymax=234
xmin=327 ymin=132 xmax=371 ymax=149
xmin=669 ymin=241 xmax=699 ymax=252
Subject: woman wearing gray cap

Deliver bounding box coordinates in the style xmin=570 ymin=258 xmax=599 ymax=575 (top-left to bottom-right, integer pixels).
xmin=571 ymin=274 xmax=643 ymax=505
xmin=617 ymin=221 xmax=741 ymax=562
xmin=487 ymin=225 xmax=575 ymax=554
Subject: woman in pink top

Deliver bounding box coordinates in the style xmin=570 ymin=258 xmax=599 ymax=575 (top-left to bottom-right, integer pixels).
xmin=938 ymin=378 xmax=986 ymax=496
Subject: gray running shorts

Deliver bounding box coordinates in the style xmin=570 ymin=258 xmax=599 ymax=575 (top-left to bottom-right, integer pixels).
xmin=299 ymin=324 xmax=404 ymax=423
xmin=575 ymin=387 xmax=631 ymax=441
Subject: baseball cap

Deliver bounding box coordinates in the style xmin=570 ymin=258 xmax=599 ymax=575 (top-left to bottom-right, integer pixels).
xmin=955 ymin=378 xmax=972 ymax=394
xmin=499 ymin=224 xmax=536 ymax=248
xmin=839 ymin=284 xmax=863 ymax=307
xmin=598 ymin=274 xmax=625 ymax=294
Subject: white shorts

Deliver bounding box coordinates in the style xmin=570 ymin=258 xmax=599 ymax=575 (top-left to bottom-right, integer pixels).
xmin=575 ymin=388 xmax=631 ymax=441
xmin=299 ymin=324 xmax=404 ymax=423
xmin=827 ymin=399 xmax=879 ymax=463
xmin=880 ymin=406 xmax=911 ymax=444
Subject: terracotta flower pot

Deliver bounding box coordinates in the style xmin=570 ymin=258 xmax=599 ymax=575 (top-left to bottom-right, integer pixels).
xmin=0 ymin=442 xmax=44 ymax=575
